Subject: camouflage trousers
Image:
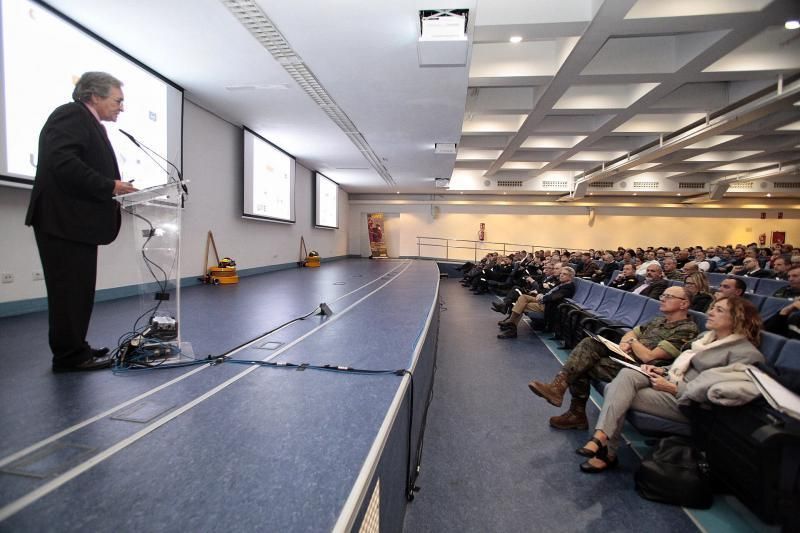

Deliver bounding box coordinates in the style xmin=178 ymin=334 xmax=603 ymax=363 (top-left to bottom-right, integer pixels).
xmin=561 ymin=337 xmax=624 ymax=401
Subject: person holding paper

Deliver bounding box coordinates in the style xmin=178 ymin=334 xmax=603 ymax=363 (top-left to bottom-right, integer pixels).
xmin=25 ymin=72 xmax=137 ymax=372
xmin=527 ymin=286 xmax=698 ymax=430
xmin=577 ymin=296 xmax=764 ymax=473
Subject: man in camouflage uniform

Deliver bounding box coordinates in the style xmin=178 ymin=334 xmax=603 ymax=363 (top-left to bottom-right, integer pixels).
xmin=527 ymin=285 xmax=699 ymax=430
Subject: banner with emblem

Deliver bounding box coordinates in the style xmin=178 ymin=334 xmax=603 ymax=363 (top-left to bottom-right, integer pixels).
xmin=367 ymin=213 xmax=388 ymax=258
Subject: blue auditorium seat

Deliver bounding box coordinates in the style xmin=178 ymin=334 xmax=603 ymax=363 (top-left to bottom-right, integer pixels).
xmin=579 ymin=288 xmax=625 ymax=325
xmin=759 ymin=297 xmax=789 ymax=321
xmin=688 ymin=309 xmax=708 ymax=332
xmin=595 ymin=292 xmax=649 ymax=329
xmin=756 ymin=278 xmax=789 ymax=296
xmin=567 ymin=278 xmax=592 ymax=306
xmin=759 ymin=331 xmax=787 ymax=367
xmin=707 ymin=272 xmax=727 ymax=287
xmin=774 ymin=339 xmax=800 ymax=372
xmin=732 ymin=275 xmax=758 ymax=293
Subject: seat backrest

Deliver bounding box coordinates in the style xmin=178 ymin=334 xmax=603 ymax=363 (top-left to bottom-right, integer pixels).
xmin=638 ymin=298 xmax=663 ymax=324
xmin=592 ymin=288 xmax=626 ymax=318
xmin=687 ymin=309 xmax=708 ymax=332
xmin=774 ymin=339 xmax=800 ymax=372
xmin=759 ymin=331 xmax=787 ymax=366
xmin=759 ymin=297 xmax=789 ymax=321
xmin=578 ymin=283 xmax=608 ymax=312
xmin=707 ymin=272 xmax=727 ymax=288
xmin=732 ymin=275 xmax=758 ymax=293
xmin=755 ymin=278 xmax=789 ymax=296
xmin=743 ymin=293 xmax=765 ymax=313
xmin=569 ymin=278 xmax=592 ymax=305
xmin=613 ymin=292 xmax=649 ymax=327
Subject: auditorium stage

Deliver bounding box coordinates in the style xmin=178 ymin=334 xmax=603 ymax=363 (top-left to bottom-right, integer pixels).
xmin=0 ymin=259 xmax=439 ymax=531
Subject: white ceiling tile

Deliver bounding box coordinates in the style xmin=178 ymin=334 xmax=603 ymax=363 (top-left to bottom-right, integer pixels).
xmin=553 ymin=83 xmax=659 ymax=109
xmin=625 ymin=0 xmax=772 ymax=19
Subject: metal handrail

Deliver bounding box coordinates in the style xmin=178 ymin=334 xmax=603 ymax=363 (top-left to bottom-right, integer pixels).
xmin=416 ymin=236 xmax=590 ymax=262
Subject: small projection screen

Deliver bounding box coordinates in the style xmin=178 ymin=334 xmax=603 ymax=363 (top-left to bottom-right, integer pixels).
xmin=243 ymin=127 xmax=296 ymax=223
xmin=314 ymin=172 xmax=339 ymax=229
xmin=0 ymin=0 xmax=184 ymax=189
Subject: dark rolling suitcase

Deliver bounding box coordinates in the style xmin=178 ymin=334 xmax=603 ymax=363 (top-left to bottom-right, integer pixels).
xmin=693 ymin=401 xmax=800 ymax=530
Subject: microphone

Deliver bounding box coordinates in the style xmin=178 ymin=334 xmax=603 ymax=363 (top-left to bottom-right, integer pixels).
xmin=118 ymin=128 xmax=141 ymax=148
xmin=118 ymin=129 xmax=187 ymax=199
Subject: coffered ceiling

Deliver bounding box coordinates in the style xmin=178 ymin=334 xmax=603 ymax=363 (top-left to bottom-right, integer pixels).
xmin=42 ymin=0 xmax=800 ymax=201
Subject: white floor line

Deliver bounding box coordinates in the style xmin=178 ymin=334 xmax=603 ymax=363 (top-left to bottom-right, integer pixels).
xmin=0 ymin=261 xmax=409 ymax=470
xmin=0 ymin=260 xmax=413 ymax=523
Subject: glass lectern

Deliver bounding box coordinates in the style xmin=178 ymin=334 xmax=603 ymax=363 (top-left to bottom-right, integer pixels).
xmin=115 ymin=181 xmax=192 ymax=364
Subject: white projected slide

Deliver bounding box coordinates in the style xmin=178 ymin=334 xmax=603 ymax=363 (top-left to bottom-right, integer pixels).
xmin=0 ymin=0 xmax=183 ymax=188
xmin=243 ymin=128 xmax=296 ymax=223
xmin=315 ymin=172 xmax=338 ymax=229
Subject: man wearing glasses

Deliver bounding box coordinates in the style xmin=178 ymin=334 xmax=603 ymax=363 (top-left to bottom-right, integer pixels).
xmin=25 ymin=72 xmax=138 ymax=372
xmin=526 ymin=286 xmax=698 ymax=430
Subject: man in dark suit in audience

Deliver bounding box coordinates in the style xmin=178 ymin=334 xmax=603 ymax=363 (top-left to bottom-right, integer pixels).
xmin=631 ymin=263 xmax=668 ymax=300
xmin=609 ymin=263 xmax=639 ymax=291
xmin=497 ymin=267 xmax=576 ymax=338
xmin=25 ymin=72 xmax=138 ymax=372
xmin=740 ymin=257 xmax=773 ymax=279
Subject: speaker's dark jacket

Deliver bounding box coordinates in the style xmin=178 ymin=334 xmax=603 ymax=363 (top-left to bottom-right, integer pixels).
xmin=25 ymin=102 xmax=121 ymax=244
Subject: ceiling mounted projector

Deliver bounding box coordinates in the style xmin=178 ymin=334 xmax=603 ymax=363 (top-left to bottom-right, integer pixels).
xmin=418 ymin=9 xmax=469 ymax=67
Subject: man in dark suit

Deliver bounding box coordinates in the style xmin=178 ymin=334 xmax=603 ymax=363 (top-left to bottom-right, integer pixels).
xmin=497 ymin=266 xmax=576 ymax=338
xmin=632 ymin=263 xmax=669 ymax=300
xmin=25 ymin=72 xmax=138 ymax=372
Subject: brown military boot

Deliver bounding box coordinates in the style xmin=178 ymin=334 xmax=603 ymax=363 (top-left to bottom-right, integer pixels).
xmin=549 ymin=398 xmax=588 ymax=430
xmin=498 ymin=311 xmax=520 ymax=327
xmin=528 ymin=371 xmax=569 ymax=407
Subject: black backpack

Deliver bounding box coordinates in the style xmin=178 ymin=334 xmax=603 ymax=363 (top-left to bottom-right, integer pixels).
xmin=634 ymin=436 xmax=713 ymax=509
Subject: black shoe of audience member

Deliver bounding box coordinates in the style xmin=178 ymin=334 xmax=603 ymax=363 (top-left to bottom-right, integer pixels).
xmin=491 ymin=302 xmax=507 ymax=314
xmin=52 ymin=349 xmax=113 ymax=373
xmin=497 ymin=326 xmax=517 ymax=339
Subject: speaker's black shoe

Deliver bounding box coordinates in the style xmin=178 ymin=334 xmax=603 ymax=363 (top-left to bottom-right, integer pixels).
xmin=53 ymin=352 xmax=113 ymax=373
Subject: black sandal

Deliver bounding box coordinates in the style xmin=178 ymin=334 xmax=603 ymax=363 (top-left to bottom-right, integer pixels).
xmin=575 ymin=437 xmax=602 ymax=457
xmin=579 ymin=444 xmax=618 ymax=473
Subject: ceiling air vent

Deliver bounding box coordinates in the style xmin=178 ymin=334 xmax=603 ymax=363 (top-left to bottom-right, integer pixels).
xmin=633 ymin=181 xmax=659 ymax=190
xmin=589 ymin=181 xmax=614 ymax=188
xmin=774 ymin=181 xmax=800 ymax=189
xmin=728 ymin=181 xmax=754 ymax=191
xmin=541 ymin=180 xmax=569 ymax=189
xmin=678 ymin=182 xmax=706 ymax=189
xmin=497 ymin=180 xmax=523 ymax=188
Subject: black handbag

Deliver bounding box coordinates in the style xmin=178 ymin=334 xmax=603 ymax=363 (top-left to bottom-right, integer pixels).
xmin=634 ymin=436 xmax=713 ymax=509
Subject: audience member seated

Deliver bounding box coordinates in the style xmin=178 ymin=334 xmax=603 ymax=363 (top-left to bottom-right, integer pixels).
xmin=715 ymin=248 xmax=734 ymax=272
xmin=684 ymin=272 xmax=713 ymax=312
xmin=772 ymin=265 xmax=800 ymax=298
xmin=636 ymin=250 xmax=659 ymax=277
xmin=491 ymin=266 xmax=542 ymax=315
xmin=714 ymin=276 xmax=746 ymax=302
xmin=681 ymin=261 xmax=700 ymax=278
xmin=765 ymin=265 xmax=800 ymax=339
xmin=525 ymin=286 xmax=699 ymax=430
xmin=771 ymin=256 xmax=790 ymax=280
xmin=609 ymin=263 xmax=639 ymax=291
xmin=740 ymin=256 xmax=773 ymax=279
xmin=497 ymin=267 xmax=575 ymax=339
xmin=596 ymin=253 xmax=618 ymax=284
xmin=662 ymin=257 xmax=683 ymax=281
xmin=632 ymin=263 xmax=668 ymax=300
xmin=693 ymin=249 xmax=712 ymax=272
xmin=576 ymin=296 xmax=764 ymax=473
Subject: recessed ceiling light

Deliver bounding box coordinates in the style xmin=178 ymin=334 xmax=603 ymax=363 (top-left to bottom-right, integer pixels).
xmin=767 ymin=193 xmax=772 ymax=197
xmin=460 ymin=191 xmax=463 ymax=195
xmin=503 ymin=191 xmax=507 ymax=195
xmin=509 ymin=36 xmax=522 ymax=43
xmin=633 ymin=193 xmax=638 ymax=196
xmin=396 ymin=191 xmax=400 ymax=194
xmin=786 ymin=20 xmax=800 ymax=30
xmin=677 ymin=193 xmax=681 ymax=196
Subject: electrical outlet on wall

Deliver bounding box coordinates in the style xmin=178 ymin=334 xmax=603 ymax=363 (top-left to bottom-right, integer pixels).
xmin=1 ymin=272 xmax=14 ymax=283
xmin=32 ymin=271 xmax=44 ymax=281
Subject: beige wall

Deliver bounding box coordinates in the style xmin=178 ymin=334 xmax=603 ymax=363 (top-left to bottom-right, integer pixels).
xmin=348 ymin=200 xmax=800 ymax=260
